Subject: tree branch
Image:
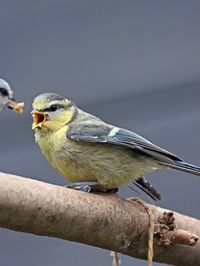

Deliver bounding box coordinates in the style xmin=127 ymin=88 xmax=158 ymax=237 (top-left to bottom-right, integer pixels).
xmin=0 ymin=172 xmax=199 ymax=265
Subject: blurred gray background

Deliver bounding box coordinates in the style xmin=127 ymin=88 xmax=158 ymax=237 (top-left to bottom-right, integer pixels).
xmin=0 ymin=1 xmax=200 ymax=265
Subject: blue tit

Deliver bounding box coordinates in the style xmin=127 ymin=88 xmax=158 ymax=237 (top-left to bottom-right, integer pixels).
xmin=32 ymin=93 xmax=200 ymax=200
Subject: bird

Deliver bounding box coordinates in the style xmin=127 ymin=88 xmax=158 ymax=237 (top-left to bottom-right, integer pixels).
xmin=0 ymin=79 xmax=14 ymax=111
xmin=32 ymin=93 xmax=200 ymax=200
xmin=0 ymin=78 xmax=24 ymax=113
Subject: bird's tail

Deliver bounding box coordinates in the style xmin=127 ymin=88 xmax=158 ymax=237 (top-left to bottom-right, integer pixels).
xmin=171 ymin=161 xmax=200 ymax=176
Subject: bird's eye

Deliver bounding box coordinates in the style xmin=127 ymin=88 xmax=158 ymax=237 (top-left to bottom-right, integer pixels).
xmin=49 ymin=104 xmax=58 ymax=112
xmin=0 ymin=87 xmax=9 ymax=96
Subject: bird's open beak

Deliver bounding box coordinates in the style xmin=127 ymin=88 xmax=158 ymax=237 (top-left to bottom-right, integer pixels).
xmin=32 ymin=112 xmax=47 ymax=129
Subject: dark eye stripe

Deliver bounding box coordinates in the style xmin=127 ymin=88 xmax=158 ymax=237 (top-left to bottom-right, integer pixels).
xmin=38 ymin=102 xmax=73 ymax=113
xmin=42 ymin=104 xmax=64 ymax=112
xmin=0 ymin=87 xmax=9 ymax=96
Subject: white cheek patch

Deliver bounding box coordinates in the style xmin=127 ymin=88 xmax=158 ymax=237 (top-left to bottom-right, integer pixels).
xmin=108 ymin=127 xmax=120 ymax=137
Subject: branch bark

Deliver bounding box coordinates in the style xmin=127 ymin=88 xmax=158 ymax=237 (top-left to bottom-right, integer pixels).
xmin=0 ymin=172 xmax=199 ymax=265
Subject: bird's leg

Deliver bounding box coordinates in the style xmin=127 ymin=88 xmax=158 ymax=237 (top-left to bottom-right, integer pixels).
xmin=65 ymin=181 xmax=100 ymax=193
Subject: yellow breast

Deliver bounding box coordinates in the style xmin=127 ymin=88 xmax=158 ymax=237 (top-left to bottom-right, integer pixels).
xmin=35 ymin=126 xmax=95 ymax=182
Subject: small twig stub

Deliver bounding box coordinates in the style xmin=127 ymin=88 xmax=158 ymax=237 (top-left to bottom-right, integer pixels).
xmin=155 ymin=211 xmax=198 ymax=247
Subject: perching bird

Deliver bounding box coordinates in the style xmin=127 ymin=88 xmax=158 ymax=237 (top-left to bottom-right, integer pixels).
xmin=0 ymin=79 xmax=14 ymax=111
xmin=32 ymin=93 xmax=200 ymax=200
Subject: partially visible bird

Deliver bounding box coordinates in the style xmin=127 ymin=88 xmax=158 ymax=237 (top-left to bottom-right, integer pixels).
xmin=0 ymin=78 xmax=24 ymax=113
xmin=31 ymin=93 xmax=200 ymax=200
xmin=0 ymin=79 xmax=14 ymax=111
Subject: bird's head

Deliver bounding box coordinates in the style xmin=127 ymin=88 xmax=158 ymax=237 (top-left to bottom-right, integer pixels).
xmin=32 ymin=93 xmax=77 ymax=132
xmin=0 ymin=79 xmax=14 ymax=111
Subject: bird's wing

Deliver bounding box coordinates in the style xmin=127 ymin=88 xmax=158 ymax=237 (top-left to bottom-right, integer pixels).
xmin=67 ymin=124 xmax=182 ymax=166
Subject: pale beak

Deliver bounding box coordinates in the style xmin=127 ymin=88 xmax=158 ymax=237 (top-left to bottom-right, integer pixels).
xmin=32 ymin=112 xmax=47 ymax=129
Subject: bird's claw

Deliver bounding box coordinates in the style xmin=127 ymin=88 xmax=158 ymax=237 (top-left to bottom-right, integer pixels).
xmin=65 ymin=181 xmax=99 ymax=193
xmin=67 ymin=184 xmax=92 ymax=192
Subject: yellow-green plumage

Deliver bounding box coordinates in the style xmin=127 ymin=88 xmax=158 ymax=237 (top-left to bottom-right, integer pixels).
xmin=35 ymin=125 xmax=157 ymax=188
xmin=32 ymin=92 xmax=200 ymax=199
xmin=32 ymin=92 xmax=159 ymax=190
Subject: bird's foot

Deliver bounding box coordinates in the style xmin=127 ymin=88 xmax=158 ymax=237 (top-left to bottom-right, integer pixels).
xmin=102 ymin=188 xmax=118 ymax=194
xmin=65 ymin=182 xmax=118 ymax=194
xmin=65 ymin=181 xmax=99 ymax=193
